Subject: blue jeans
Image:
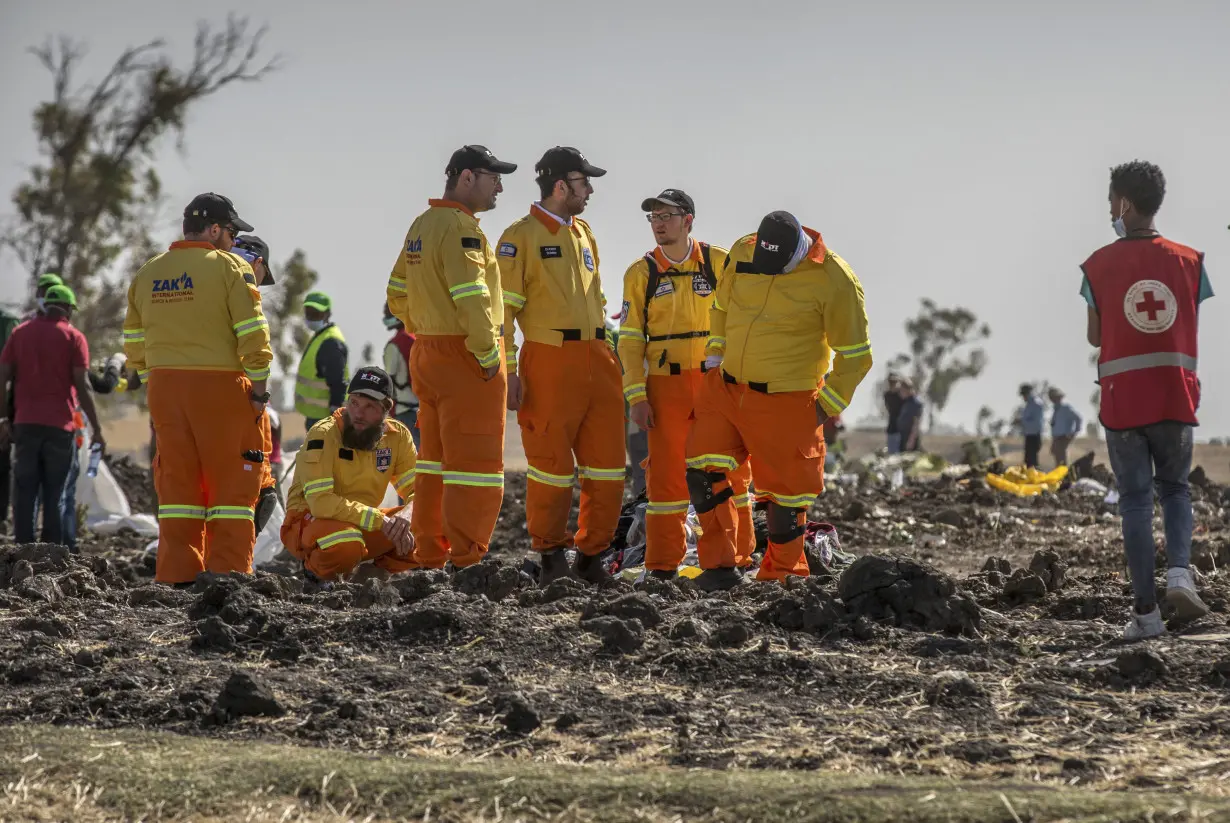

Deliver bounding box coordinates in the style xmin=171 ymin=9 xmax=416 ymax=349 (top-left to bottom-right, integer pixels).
xmin=1105 ymin=422 xmax=1193 ymax=610
xmin=395 ymin=408 xmax=421 ymax=450
xmin=60 ymin=442 xmax=80 ymax=550
xmin=886 ymin=432 xmax=902 ymax=454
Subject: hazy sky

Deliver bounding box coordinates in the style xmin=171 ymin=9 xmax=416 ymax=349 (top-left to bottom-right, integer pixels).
xmin=3 ymin=0 xmax=1229 ymax=435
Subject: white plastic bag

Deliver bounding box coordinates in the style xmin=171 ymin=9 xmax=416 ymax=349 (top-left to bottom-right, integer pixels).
xmin=253 ymin=497 xmax=286 ymax=567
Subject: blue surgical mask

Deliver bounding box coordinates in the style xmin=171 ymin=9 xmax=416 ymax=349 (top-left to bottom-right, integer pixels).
xmin=36 ymin=297 xmax=46 ymax=313
xmin=305 ymin=318 xmax=327 ymax=333
xmin=382 ymin=316 xmax=400 ymax=330
xmin=1112 ymin=202 xmax=1129 ymax=238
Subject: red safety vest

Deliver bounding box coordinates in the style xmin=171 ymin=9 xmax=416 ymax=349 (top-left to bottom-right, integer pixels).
xmin=1082 ymin=236 xmax=1203 ymax=430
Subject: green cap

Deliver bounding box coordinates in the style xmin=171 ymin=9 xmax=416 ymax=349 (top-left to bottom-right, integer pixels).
xmin=43 ymin=285 xmax=77 ymax=309
xmin=38 ymin=273 xmax=63 ymax=289
xmin=303 ymin=291 xmax=332 ymax=312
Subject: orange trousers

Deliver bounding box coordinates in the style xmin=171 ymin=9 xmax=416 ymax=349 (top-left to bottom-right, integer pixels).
xmin=642 ymin=371 xmax=755 ymax=571
xmin=518 ymin=339 xmax=625 ymax=556
xmin=409 ymin=336 xmax=507 ymax=569
xmin=148 ymin=369 xmax=264 ymax=584
xmin=685 ymin=370 xmax=826 ymax=580
xmin=281 ymin=505 xmax=416 ymax=580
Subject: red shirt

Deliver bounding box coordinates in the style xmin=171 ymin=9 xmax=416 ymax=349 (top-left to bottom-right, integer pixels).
xmin=0 ymin=315 xmax=89 ymax=431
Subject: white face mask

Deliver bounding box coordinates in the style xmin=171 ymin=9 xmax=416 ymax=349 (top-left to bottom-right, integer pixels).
xmin=382 ymin=315 xmax=400 ymax=330
xmin=305 ymin=318 xmax=327 ymax=333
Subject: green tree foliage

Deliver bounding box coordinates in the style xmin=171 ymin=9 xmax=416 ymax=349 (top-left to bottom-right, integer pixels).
xmin=2 ymin=18 xmax=278 ymax=352
xmin=889 ymin=299 xmax=991 ymax=431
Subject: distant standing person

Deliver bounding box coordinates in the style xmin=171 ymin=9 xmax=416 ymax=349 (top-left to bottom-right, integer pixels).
xmin=0 ymin=285 xmax=105 ymax=547
xmin=382 ymin=302 xmax=420 ymax=449
xmin=1017 ymin=383 xmax=1044 ymax=468
xmin=295 ymin=292 xmax=349 ymax=430
xmin=1082 ymin=159 xmax=1211 ymax=639
xmin=1047 ymin=388 xmax=1082 ymax=467
xmin=883 ymin=372 xmax=904 ymax=453
xmin=896 ymin=378 xmax=923 ymax=453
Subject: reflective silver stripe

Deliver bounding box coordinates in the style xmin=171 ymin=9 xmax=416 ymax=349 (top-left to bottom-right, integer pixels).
xmin=1098 ymin=352 xmax=1197 ymax=379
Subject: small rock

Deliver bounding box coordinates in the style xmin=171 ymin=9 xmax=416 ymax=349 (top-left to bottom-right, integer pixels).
xmin=933 ymin=508 xmax=966 ymax=528
xmin=926 ymin=670 xmax=988 ymax=707
xmin=709 ymin=620 xmax=755 ymax=648
xmin=667 ymin=618 xmax=710 ymax=642
xmin=355 ymin=578 xmax=402 ymax=609
xmin=496 ymin=693 xmax=541 ymax=734
xmin=582 ymin=616 xmax=644 ymax=654
xmin=1028 ymin=550 xmax=1068 ymax=592
xmin=1003 ymin=570 xmax=1049 ymax=603
xmin=452 ymin=562 xmax=524 ymax=602
xmin=981 ymin=557 xmax=1012 ymax=575
xmin=73 ymin=649 xmax=104 ymax=670
xmin=1116 ymin=648 xmax=1169 ymax=679
xmin=16 ymin=576 xmax=62 ymax=604
xmin=542 ymin=577 xmax=587 ymax=604
xmin=602 ymin=592 xmax=662 ymax=628
xmin=268 ymin=638 xmax=305 ymax=662
xmin=191 ymin=616 xmax=237 ymax=651
xmin=842 ymin=500 xmax=869 ymax=521
xmin=337 ymin=700 xmax=360 ymax=720
xmin=554 ymin=711 xmax=582 ymax=731
xmin=466 ymin=667 xmax=493 ymax=686
xmin=214 ymin=671 xmax=284 ymax=717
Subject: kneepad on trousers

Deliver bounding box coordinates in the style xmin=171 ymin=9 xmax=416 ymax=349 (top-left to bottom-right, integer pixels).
xmin=686 ymin=467 xmax=733 ymax=513
xmin=766 ymin=502 xmax=806 ymax=545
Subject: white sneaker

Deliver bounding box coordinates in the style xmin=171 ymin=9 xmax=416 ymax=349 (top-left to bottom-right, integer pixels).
xmin=1123 ymin=607 xmax=1165 ymax=641
xmin=1165 ymin=567 xmax=1210 ymax=621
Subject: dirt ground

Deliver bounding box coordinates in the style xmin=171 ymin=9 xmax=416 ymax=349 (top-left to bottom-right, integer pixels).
xmin=2 ymin=464 xmax=1229 ymax=809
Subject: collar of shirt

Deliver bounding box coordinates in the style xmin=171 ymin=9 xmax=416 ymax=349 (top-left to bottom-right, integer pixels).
xmin=651 ymin=238 xmax=700 ymax=272
xmin=428 ymin=198 xmax=477 ymax=219
xmin=802 ymin=227 xmax=829 ymax=264
xmin=169 ymin=240 xmax=218 ymax=251
xmin=531 ymin=202 xmax=574 ymax=234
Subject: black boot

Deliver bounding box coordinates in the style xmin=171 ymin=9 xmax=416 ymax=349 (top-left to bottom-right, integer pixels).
xmin=574 ymin=552 xmax=611 ymax=585
xmin=693 ymin=567 xmax=743 ymax=593
xmin=646 ymin=569 xmax=676 ymax=581
xmin=538 ymin=550 xmax=574 ymax=585
xmin=303 ymin=565 xmax=334 ymax=592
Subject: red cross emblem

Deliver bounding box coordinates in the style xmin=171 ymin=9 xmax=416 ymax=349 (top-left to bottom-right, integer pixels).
xmin=1134 ymin=291 xmax=1167 ymax=321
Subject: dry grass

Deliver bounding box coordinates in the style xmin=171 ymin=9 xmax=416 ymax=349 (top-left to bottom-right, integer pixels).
xmin=2 ymin=724 xmax=1228 ymax=822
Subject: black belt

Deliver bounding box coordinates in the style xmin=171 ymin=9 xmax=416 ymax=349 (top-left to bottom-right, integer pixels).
xmin=668 ymin=362 xmax=711 ymax=376
xmin=723 ymin=370 xmax=768 ymax=393
xmin=647 ymin=330 xmax=710 ymax=342
xmin=555 ymin=327 xmax=605 ymax=341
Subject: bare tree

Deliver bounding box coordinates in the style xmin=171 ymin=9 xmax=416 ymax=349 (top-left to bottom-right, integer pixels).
xmin=3 ymin=18 xmax=279 ymax=351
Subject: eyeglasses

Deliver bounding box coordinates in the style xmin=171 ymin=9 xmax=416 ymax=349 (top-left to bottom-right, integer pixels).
xmin=222 ymin=225 xmax=239 ymax=238
xmin=474 ymin=170 xmax=502 ymax=184
xmin=565 ymin=174 xmax=590 ymax=187
xmin=646 ymin=212 xmax=684 ymax=224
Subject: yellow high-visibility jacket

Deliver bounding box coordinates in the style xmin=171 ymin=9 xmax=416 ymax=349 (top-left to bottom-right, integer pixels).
xmin=386 ymin=199 xmax=503 ymax=370
xmin=123 ymin=240 xmax=273 ymax=382
xmin=497 ymin=204 xmax=606 ymax=375
xmin=617 ymin=239 xmax=730 ymax=406
xmin=707 ymin=230 xmax=873 ymax=414
xmin=285 ymin=411 xmax=417 ymax=531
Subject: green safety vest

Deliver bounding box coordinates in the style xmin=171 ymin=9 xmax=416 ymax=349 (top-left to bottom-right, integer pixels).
xmin=295 ymin=324 xmax=349 ymax=420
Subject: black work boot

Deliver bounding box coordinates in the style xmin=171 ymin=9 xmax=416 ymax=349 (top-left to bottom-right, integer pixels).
xmin=574 ymin=552 xmax=611 ymax=585
xmin=302 ymin=565 xmax=334 ymax=592
xmin=693 ymin=567 xmax=744 ymax=593
xmin=538 ymin=550 xmax=574 ymax=586
xmin=647 ymin=569 xmax=677 ymax=581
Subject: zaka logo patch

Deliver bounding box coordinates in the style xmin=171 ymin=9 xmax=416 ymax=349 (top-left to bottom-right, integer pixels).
xmin=151 ymin=272 xmax=194 ymax=304
xmin=376 ymin=448 xmax=391 ymax=472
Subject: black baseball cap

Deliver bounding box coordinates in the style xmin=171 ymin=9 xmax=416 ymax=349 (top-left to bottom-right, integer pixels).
xmin=750 ymin=211 xmax=802 ymax=275
xmin=535 ymin=146 xmax=606 ymax=179
xmin=641 ymin=188 xmax=695 ymax=216
xmin=348 ymin=366 xmax=394 ymax=403
xmin=446 ymin=145 xmax=517 ymax=175
xmin=184 ymin=192 xmax=253 ymax=232
xmin=232 ymin=235 xmax=274 ymax=284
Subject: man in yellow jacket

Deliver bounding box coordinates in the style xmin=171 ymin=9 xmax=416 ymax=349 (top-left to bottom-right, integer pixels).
xmin=686 ymin=211 xmax=872 ymax=590
xmin=386 ymin=145 xmax=514 ymax=570
xmin=281 ymin=366 xmax=417 ymax=584
xmin=499 ymin=147 xmax=624 ymax=585
xmin=124 ymin=193 xmax=273 ymax=585
xmin=618 ymin=189 xmax=754 ymax=580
